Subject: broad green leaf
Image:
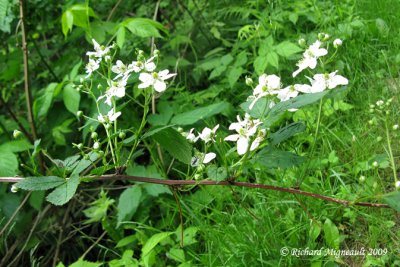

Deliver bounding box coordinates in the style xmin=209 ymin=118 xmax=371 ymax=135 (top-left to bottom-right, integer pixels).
xmin=254 ymin=56 xmax=267 ymax=75
xmin=116 ymin=27 xmax=126 ymax=48
xmin=383 ymin=191 xmax=400 ymax=212
xmin=175 ymin=226 xmax=199 ymax=246
xmin=253 ymin=147 xmax=304 ymax=169
xmin=167 ymin=248 xmax=185 ymax=262
xmin=240 ymin=98 xmax=274 ymax=119
xmin=61 ymin=10 xmax=73 ymax=37
xmin=228 ymin=67 xmax=243 ymax=88
xmin=109 ymin=250 xmax=138 ymax=267
xmin=69 ymin=60 xmax=82 ymax=80
xmin=46 ymin=174 xmax=80 ymax=206
xmin=323 ymin=218 xmax=340 ymax=249
xmin=69 ymin=258 xmax=102 ymax=267
xmin=309 ymin=222 xmax=321 ymax=242
xmin=152 ymin=128 xmax=192 ymax=164
xmin=234 ymin=51 xmax=248 ymax=67
xmin=15 ymin=176 xmax=65 ymax=191
xmin=269 ymin=122 xmax=306 ymax=145
xmin=142 ymin=232 xmax=173 ymax=257
xmin=0 ymin=151 xmax=18 ymax=177
xmin=266 ymin=51 xmax=279 ymax=69
xmin=141 ymin=125 xmax=175 ymax=140
xmin=171 ymin=102 xmax=229 ymax=125
xmin=63 ymin=83 xmax=80 ymax=114
xmin=117 ymin=185 xmax=142 ymax=225
xmin=275 ymin=41 xmax=302 ymax=57
xmin=207 ymin=165 xmax=227 ymax=182
xmin=123 ymin=18 xmax=166 ymax=38
xmin=0 ymin=139 xmax=32 ymax=153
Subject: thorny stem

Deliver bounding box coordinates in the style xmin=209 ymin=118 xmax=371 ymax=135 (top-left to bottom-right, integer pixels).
xmin=1 ymin=176 xmax=391 ymax=208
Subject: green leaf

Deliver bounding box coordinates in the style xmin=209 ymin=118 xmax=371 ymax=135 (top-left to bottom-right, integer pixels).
xmin=171 ymin=102 xmax=229 ymax=125
xmin=234 ymin=51 xmax=248 ymax=67
xmin=71 ymin=152 xmax=99 ymax=176
xmin=69 ymin=258 xmax=102 ymax=267
xmin=123 ymin=18 xmax=166 ymax=38
xmin=266 ymin=51 xmax=279 ymax=69
xmin=141 ymin=125 xmax=175 ymax=140
xmin=269 ymin=122 xmax=306 ymax=146
xmin=254 ymin=56 xmax=267 ymax=75
xmin=116 ymin=27 xmax=126 ymax=48
xmin=109 ymin=250 xmax=138 ymax=267
xmin=323 ymin=218 xmax=340 ymax=249
xmin=61 ymin=10 xmax=73 ymax=37
xmin=15 ymin=176 xmax=65 ymax=191
xmin=46 ymin=174 xmax=80 ymax=206
xmin=253 ymin=147 xmax=304 ymax=169
xmin=207 ymin=165 xmax=227 ymax=182
xmin=383 ymin=191 xmax=400 ymax=212
xmin=116 ymin=235 xmax=136 ymax=248
xmin=34 ymin=82 xmax=61 ymax=119
xmin=0 ymin=151 xmax=18 ymax=177
xmin=0 ymin=139 xmax=32 ymax=153
xmin=117 ymin=185 xmax=142 ymax=225
xmin=227 ymin=67 xmax=243 ymax=88
xmin=63 ymin=83 xmax=80 ymax=114
xmin=275 ymin=41 xmax=302 ymax=58
xmin=240 ymin=98 xmax=274 ymax=119
xmin=152 ymin=128 xmax=192 ymax=164
xmin=167 ymin=248 xmax=185 ymax=262
xmin=142 ymin=232 xmax=173 ymax=257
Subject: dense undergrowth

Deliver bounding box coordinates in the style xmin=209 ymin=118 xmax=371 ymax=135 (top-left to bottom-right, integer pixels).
xmin=0 ymin=0 xmax=399 ymax=266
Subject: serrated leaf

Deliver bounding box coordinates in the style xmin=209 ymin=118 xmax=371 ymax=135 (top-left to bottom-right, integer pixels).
xmin=116 ymin=26 xmax=126 ymax=48
xmin=152 ymin=128 xmax=192 ymax=164
xmin=323 ymin=218 xmax=340 ymax=249
xmin=63 ymin=83 xmax=80 ymax=114
xmin=15 ymin=176 xmax=65 ymax=191
xmin=141 ymin=125 xmax=175 ymax=140
xmin=171 ymin=102 xmax=229 ymax=125
xmin=207 ymin=165 xmax=227 ymax=182
xmin=253 ymin=147 xmax=304 ymax=169
xmin=275 ymin=41 xmax=302 ymax=57
xmin=0 ymin=151 xmax=18 ymax=177
xmin=123 ymin=18 xmax=166 ymax=38
xmin=61 ymin=10 xmax=73 ymax=37
xmin=34 ymin=83 xmax=58 ymax=119
xmin=117 ymin=185 xmax=142 ymax=225
xmin=228 ymin=67 xmax=243 ymax=88
xmin=71 ymin=152 xmax=99 ymax=176
xmin=383 ymin=191 xmax=400 ymax=212
xmin=116 ymin=235 xmax=136 ymax=248
xmin=266 ymin=51 xmax=279 ymax=69
xmin=269 ymin=122 xmax=306 ymax=145
xmin=46 ymin=174 xmax=80 ymax=206
xmin=254 ymin=56 xmax=267 ymax=75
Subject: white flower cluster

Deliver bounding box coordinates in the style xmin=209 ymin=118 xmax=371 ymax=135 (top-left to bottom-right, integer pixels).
xmin=84 ymin=39 xmax=176 ymax=125
xmin=248 ymin=39 xmax=348 ymax=111
xmin=182 ymin=125 xmax=219 ymax=166
xmin=224 ymin=114 xmax=266 ymax=155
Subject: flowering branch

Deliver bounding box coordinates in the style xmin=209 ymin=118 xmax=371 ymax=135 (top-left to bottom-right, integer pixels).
xmin=0 ymin=176 xmax=390 ymax=208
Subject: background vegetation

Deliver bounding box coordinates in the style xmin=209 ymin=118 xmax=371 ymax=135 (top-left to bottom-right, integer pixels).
xmin=0 ymin=0 xmax=399 ymax=266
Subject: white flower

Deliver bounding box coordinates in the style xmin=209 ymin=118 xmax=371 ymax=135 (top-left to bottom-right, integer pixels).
xmin=93 ymin=142 xmax=100 ymax=150
xmin=393 ymin=124 xmax=399 ymax=130
xmin=250 ymin=129 xmax=266 ymax=151
xmin=249 ymin=74 xmax=281 ymax=110
xmin=333 ymin=38 xmax=343 ymax=48
xmin=276 ymin=84 xmax=312 ymax=102
xmin=111 ymin=60 xmax=134 ymax=80
xmin=86 ymin=39 xmax=111 ymax=59
xmin=191 ymin=152 xmax=216 ymax=167
xmin=395 ymin=181 xmax=400 ymax=189
xmin=224 ymin=114 xmax=262 ymax=155
xmin=182 ymin=128 xmax=198 ymax=143
xmin=376 ymin=100 xmax=384 ymax=106
xmin=99 ymin=78 xmax=128 ymax=106
xmin=138 ymin=70 xmax=177 ymax=92
xmin=98 ymin=109 xmax=121 ymax=123
xmin=11 ymin=185 xmax=18 ymax=193
xmin=85 ymin=59 xmax=100 ymax=78
xmin=292 ymin=40 xmax=328 ymax=77
xmin=308 ymin=71 xmax=348 ymax=93
xmin=198 ymin=125 xmax=219 ymax=143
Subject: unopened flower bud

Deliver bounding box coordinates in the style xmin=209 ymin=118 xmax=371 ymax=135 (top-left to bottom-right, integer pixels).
xmin=194 ymin=174 xmax=202 ymax=180
xmin=77 ymin=110 xmax=83 ymax=117
xmin=119 ymin=132 xmax=126 ymax=139
xmin=318 ymin=33 xmax=325 ymax=40
xmin=11 ymin=185 xmax=18 ymax=193
xmin=154 ymin=49 xmax=160 ymax=57
xmin=80 ymin=77 xmax=84 ymax=83
xmin=368 ymin=120 xmax=374 ymax=125
xmin=93 ymin=142 xmax=100 ymax=150
xmin=13 ymin=130 xmax=22 ymax=139
xmin=369 ymin=108 xmax=374 ymax=113
xmin=333 ymin=38 xmax=343 ymax=48
xmin=245 ymin=76 xmax=253 ymax=86
xmin=76 ymin=143 xmax=83 ymax=150
xmin=84 ymin=154 xmax=89 ymax=160
xmin=372 ymin=161 xmax=379 ymax=167
xmin=197 ymin=164 xmax=205 ymax=172
xmin=369 ymin=104 xmax=375 ymax=109
xmin=393 ymin=124 xmax=399 ymax=130
xmin=298 ymin=38 xmax=306 ymax=46
xmin=91 ymin=132 xmax=98 ymax=139
xmin=359 ymin=175 xmax=366 ymax=182
xmin=396 ymin=181 xmax=400 ymax=189
xmin=376 ymin=136 xmax=383 ymax=142
xmin=386 ymin=110 xmax=390 ymax=115
xmin=376 ymin=100 xmax=384 ymax=106
xmin=323 ymin=33 xmax=330 ymax=41
xmin=98 ymin=150 xmax=104 ymax=157
xmin=97 ymin=84 xmax=102 ymax=90
xmin=105 ymin=123 xmax=112 ymax=130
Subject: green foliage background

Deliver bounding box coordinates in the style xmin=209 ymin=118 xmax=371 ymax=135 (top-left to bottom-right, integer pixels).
xmin=0 ymin=0 xmax=400 ymax=266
